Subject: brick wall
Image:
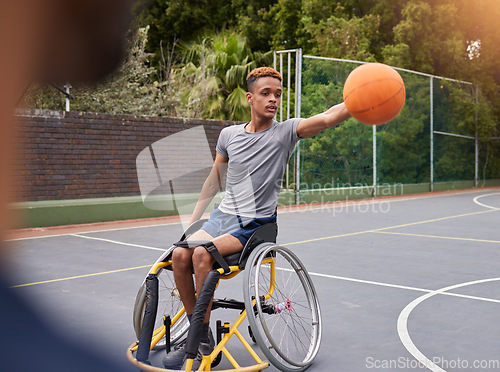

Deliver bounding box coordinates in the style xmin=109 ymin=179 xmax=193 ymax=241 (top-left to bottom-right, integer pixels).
xmin=14 ymin=109 xmax=234 ymax=202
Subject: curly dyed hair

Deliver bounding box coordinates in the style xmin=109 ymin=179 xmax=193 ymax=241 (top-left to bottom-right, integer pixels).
xmin=246 ymin=67 xmax=282 ymax=92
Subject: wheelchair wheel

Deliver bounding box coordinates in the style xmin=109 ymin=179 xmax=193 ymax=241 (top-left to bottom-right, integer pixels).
xmin=243 ymin=244 xmax=322 ymax=372
xmin=133 ymin=266 xmax=189 ymax=350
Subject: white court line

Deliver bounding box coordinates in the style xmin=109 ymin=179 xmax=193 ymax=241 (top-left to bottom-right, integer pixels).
xmin=7 ymin=220 xmax=183 ymax=241
xmin=473 ymin=192 xmax=500 ymax=210
xmin=281 ymin=268 xmax=500 ymax=304
xmin=397 ymin=277 xmax=500 ymax=372
xmin=71 ymin=234 xmax=166 ymax=252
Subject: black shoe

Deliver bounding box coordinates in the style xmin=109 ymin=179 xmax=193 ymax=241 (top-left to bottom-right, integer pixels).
xmin=162 ymin=338 xmax=187 ymax=370
xmin=182 ymin=328 xmax=215 ymax=371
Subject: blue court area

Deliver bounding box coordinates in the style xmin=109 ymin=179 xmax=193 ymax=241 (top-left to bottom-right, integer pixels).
xmin=5 ymin=188 xmax=500 ymax=371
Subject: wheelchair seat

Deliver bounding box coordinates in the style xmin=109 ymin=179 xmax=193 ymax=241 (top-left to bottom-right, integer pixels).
xmin=216 ymin=222 xmax=277 ymax=270
xmin=168 ymin=219 xmax=278 ymax=272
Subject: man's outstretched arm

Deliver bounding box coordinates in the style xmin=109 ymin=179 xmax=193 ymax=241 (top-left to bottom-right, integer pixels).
xmin=296 ymin=103 xmax=351 ymax=139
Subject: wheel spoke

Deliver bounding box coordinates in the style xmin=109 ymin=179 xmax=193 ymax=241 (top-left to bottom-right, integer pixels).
xmin=244 ymin=245 xmax=322 ymax=371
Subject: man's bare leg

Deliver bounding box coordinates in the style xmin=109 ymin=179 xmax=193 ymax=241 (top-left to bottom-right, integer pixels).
xmin=171 ymin=231 xmax=243 ymax=321
xmin=166 ymin=227 xmax=244 ymax=370
xmin=171 ymin=231 xmax=207 ymax=315
xmin=191 ymin=233 xmax=243 ymax=323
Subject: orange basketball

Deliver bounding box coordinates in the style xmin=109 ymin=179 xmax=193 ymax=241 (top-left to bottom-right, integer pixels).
xmin=343 ymin=63 xmax=405 ymax=125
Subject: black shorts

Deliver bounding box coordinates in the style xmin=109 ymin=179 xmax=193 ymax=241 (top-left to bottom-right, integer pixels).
xmin=201 ymin=209 xmax=277 ymax=246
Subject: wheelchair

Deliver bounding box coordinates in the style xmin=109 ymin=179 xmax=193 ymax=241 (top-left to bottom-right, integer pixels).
xmin=127 ymin=219 xmax=322 ymax=372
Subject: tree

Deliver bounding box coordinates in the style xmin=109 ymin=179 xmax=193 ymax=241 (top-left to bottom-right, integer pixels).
xmin=233 ymin=0 xmax=279 ymax=52
xmin=177 ymin=31 xmax=272 ymax=120
xmin=379 ymin=0 xmax=499 ymax=183
xmin=301 ymin=12 xmax=380 ymax=61
xmin=299 ymin=60 xmax=373 ymax=187
xmin=376 ymin=74 xmax=430 ymax=184
xmin=134 ymin=0 xmax=237 ymax=66
xmin=384 ymin=0 xmax=467 ymax=76
xmin=300 ymin=0 xmax=407 ymax=59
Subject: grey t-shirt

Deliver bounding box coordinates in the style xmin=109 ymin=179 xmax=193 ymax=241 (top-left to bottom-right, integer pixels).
xmin=216 ymin=118 xmax=301 ymax=218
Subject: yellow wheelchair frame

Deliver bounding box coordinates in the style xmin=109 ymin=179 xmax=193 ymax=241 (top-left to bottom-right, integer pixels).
xmin=127 ymin=222 xmax=322 ymax=372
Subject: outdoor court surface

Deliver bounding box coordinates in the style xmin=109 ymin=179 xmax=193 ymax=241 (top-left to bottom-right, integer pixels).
xmin=6 ymin=187 xmax=500 ymax=371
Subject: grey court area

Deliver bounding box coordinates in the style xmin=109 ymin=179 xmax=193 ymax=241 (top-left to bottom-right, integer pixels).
xmin=6 ymin=189 xmax=500 ymax=371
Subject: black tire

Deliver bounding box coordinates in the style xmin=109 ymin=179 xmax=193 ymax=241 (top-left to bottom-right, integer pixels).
xmin=133 ymin=265 xmax=189 ymax=350
xmin=243 ymin=244 xmax=322 ymax=372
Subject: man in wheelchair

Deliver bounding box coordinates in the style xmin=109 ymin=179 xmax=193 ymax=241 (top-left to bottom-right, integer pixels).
xmin=162 ymin=67 xmax=351 ymax=370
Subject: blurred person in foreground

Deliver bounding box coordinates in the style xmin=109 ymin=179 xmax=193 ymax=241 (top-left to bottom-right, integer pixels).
xmin=0 ymin=0 xmax=134 ymax=370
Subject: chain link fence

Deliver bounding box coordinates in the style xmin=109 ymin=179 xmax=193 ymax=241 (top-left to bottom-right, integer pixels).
xmin=274 ymin=50 xmax=500 ymax=204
